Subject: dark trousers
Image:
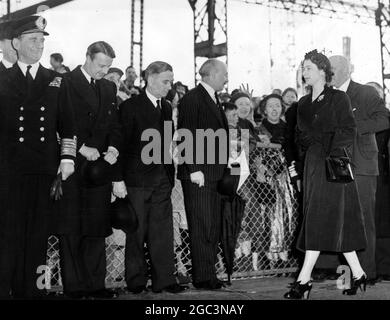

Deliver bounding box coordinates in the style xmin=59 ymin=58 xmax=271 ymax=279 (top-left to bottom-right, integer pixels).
xmin=125 ymin=174 xmax=175 ymax=291
xmin=375 ymin=174 xmax=390 ymax=276
xmin=315 ymin=175 xmax=377 ymax=279
xmin=59 ymin=235 xmax=106 ymax=293
xmin=181 ymin=180 xmax=222 ymax=283
xmin=0 ymin=175 xmax=52 ymax=299
xmin=356 ymin=175 xmax=377 ymax=279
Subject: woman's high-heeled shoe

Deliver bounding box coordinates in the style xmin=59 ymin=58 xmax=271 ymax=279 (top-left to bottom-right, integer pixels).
xmin=342 ymin=273 xmax=367 ymax=296
xmin=284 ymin=281 xmax=312 ymax=299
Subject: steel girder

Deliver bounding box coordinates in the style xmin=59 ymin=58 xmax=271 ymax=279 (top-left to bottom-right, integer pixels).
xmin=130 ymin=0 xmax=144 ymax=86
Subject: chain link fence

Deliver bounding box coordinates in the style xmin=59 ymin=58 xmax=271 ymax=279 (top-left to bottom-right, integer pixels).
xmin=45 ymin=146 xmax=300 ymax=291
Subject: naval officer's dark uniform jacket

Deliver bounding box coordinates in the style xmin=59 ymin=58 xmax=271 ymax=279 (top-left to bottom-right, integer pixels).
xmin=0 ymin=62 xmax=76 ymax=298
xmin=58 ymin=65 xmax=122 ymax=294
xmin=0 ymin=60 xmax=11 ymax=215
xmin=57 ymin=65 xmax=122 ymax=237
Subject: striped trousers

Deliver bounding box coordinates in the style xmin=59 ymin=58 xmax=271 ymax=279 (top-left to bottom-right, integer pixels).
xmin=181 ymin=180 xmax=222 ymax=283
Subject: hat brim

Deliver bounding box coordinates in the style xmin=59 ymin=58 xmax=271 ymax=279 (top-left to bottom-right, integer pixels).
xmin=20 ymin=29 xmax=49 ymax=36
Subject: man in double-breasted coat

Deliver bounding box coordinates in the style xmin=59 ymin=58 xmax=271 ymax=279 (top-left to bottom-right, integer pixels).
xmin=57 ymin=41 xmax=121 ymax=299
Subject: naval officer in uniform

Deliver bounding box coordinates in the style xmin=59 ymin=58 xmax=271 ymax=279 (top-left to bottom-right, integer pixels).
xmin=0 ymin=15 xmax=76 ymax=299
xmin=58 ymin=41 xmax=121 ymax=300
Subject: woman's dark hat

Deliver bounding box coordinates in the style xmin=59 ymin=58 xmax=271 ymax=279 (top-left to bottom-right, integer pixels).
xmin=107 ymin=67 xmax=124 ymax=77
xmin=110 ymin=196 xmax=138 ymax=234
xmin=230 ymin=92 xmax=251 ymax=104
xmin=81 ymin=157 xmax=112 ymax=188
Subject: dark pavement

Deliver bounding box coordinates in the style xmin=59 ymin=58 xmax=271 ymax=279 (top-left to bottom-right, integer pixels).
xmin=115 ymin=276 xmax=390 ymax=300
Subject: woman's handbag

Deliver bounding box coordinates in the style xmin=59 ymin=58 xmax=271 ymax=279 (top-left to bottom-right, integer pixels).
xmin=325 ymin=135 xmax=354 ymax=183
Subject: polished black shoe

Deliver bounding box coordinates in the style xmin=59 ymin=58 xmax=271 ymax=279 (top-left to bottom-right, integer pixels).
xmin=88 ymin=288 xmax=118 ymax=299
xmin=284 ymin=281 xmax=313 ymax=299
xmin=342 ymin=274 xmax=367 ymax=296
xmin=153 ymin=283 xmax=189 ymax=294
xmin=127 ymin=285 xmax=148 ymax=294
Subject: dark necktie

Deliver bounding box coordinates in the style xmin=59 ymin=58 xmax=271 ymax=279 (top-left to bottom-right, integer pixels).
xmin=215 ymin=92 xmax=221 ymax=108
xmin=90 ymin=78 xmax=98 ymax=96
xmin=215 ymin=92 xmax=227 ymax=127
xmin=26 ymin=65 xmax=34 ymax=88
xmin=156 ymin=99 xmax=162 ymax=112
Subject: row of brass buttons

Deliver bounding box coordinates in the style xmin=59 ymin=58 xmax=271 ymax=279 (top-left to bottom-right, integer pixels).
xmin=18 ymin=106 xmax=46 ymax=143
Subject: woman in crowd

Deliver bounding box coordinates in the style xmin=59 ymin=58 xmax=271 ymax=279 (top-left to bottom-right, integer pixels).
xmin=166 ymin=88 xmax=180 ymax=130
xmin=231 ymin=92 xmax=256 ymax=126
xmin=256 ymin=94 xmax=295 ymax=264
xmin=281 ymin=87 xmax=298 ymax=113
xmin=230 ymin=93 xmax=261 ymax=153
xmin=258 ymin=94 xmax=287 ymax=149
xmin=284 ymin=50 xmax=367 ymax=299
xmin=104 ymin=67 xmax=129 ymax=105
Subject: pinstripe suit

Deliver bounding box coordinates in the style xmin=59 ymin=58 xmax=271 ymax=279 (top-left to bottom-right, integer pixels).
xmin=177 ymin=84 xmax=228 ymax=283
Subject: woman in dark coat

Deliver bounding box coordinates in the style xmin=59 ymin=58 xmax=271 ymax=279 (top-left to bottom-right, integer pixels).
xmin=284 ymin=50 xmax=367 ymax=299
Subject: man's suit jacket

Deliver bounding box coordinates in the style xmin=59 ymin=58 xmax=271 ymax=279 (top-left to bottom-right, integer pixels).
xmin=117 ymin=91 xmax=175 ymax=187
xmin=57 ymin=66 xmax=121 ymax=237
xmin=67 ymin=66 xmax=122 ymax=162
xmin=177 ymin=84 xmax=229 ymax=182
xmin=346 ymin=80 xmax=390 ymax=176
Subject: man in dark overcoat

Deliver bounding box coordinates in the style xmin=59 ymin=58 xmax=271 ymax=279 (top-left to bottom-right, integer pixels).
xmin=58 ymin=41 xmax=121 ymax=299
xmin=177 ymin=59 xmax=229 ymax=290
xmin=0 ymin=15 xmax=76 ymax=299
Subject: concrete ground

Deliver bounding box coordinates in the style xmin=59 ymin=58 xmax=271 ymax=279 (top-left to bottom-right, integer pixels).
xmin=115 ymin=276 xmax=390 ymax=300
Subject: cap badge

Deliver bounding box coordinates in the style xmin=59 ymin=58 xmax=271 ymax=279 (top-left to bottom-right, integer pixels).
xmin=35 ymin=16 xmax=47 ymax=30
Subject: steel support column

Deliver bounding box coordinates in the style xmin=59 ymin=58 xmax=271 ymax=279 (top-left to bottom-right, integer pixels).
xmin=130 ymin=0 xmax=144 ymax=86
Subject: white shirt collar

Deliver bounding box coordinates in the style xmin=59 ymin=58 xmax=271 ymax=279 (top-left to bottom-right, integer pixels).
xmin=145 ymin=88 xmax=159 ymax=108
xmin=200 ymin=81 xmax=217 ymax=103
xmin=80 ymin=65 xmax=92 ymax=83
xmin=338 ymin=78 xmax=351 ymax=93
xmin=1 ymin=59 xmax=13 ymax=69
xmin=17 ymin=61 xmax=40 ymax=79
